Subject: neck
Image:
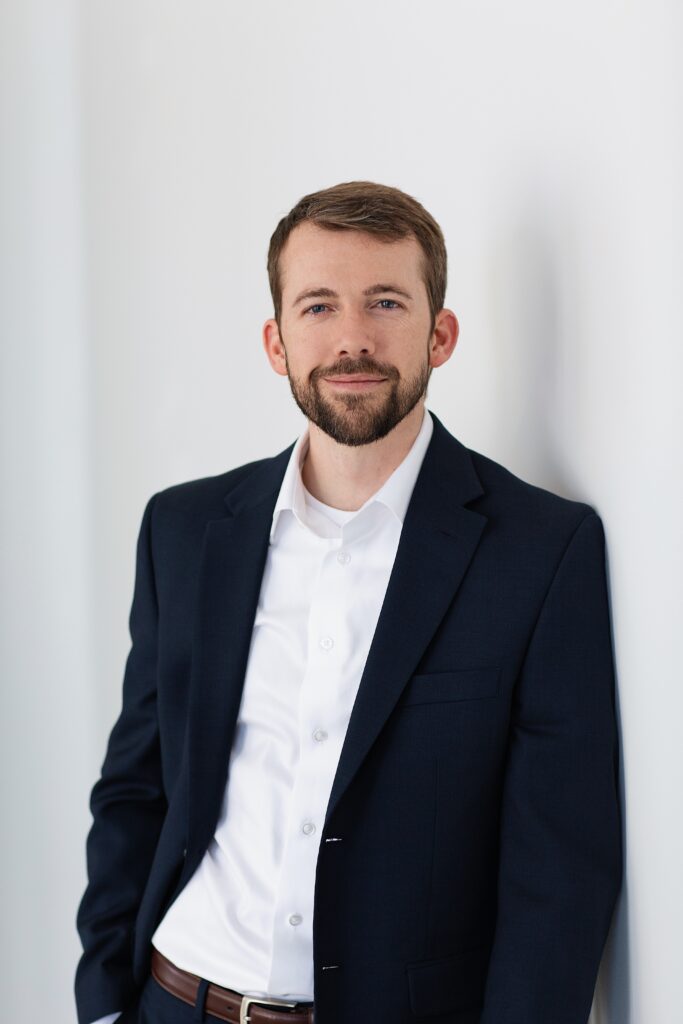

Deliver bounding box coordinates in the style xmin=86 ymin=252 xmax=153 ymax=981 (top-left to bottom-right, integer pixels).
xmin=300 ymin=403 xmax=426 ymax=511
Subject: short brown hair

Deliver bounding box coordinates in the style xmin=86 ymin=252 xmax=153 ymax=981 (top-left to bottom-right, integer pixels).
xmin=267 ymin=180 xmax=447 ymax=334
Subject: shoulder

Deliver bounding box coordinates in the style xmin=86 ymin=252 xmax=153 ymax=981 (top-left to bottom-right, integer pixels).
xmin=470 ymin=446 xmax=596 ymax=519
xmin=146 ymin=453 xmax=280 ymax=535
xmin=430 ymin=413 xmax=598 ymax=538
xmin=460 ymin=444 xmax=602 ymax=565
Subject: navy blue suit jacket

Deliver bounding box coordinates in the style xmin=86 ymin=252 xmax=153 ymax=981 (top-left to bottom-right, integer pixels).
xmin=75 ymin=411 xmax=622 ymax=1024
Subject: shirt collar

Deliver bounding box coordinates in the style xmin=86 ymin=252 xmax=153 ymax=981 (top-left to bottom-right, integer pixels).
xmin=269 ymin=406 xmax=434 ymax=544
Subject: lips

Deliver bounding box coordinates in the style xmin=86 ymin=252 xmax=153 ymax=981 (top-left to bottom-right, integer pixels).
xmin=325 ymin=376 xmax=387 ymax=383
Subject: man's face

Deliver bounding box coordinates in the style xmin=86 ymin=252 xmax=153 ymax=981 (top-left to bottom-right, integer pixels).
xmin=263 ymin=222 xmax=441 ymax=447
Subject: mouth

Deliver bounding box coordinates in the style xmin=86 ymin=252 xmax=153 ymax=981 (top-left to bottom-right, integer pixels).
xmin=324 ymin=376 xmax=388 ymax=390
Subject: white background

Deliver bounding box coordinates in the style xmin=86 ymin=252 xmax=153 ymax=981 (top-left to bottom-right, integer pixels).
xmin=1 ymin=1 xmax=681 ymax=1021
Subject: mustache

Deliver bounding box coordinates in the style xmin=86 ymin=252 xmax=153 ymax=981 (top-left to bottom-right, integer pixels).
xmin=314 ymin=363 xmax=395 ymax=379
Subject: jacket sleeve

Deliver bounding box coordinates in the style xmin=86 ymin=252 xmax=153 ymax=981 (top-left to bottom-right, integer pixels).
xmin=480 ymin=512 xmax=623 ymax=1024
xmin=75 ymin=493 xmax=167 ymax=1024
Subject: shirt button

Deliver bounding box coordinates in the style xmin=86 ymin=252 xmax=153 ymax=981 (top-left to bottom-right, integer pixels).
xmin=319 ymin=636 xmax=334 ymax=651
xmin=336 ymin=550 xmax=351 ymax=565
xmin=289 ymin=914 xmax=303 ymax=926
xmin=302 ymin=821 xmax=316 ymax=835
xmin=313 ymin=728 xmax=328 ymax=742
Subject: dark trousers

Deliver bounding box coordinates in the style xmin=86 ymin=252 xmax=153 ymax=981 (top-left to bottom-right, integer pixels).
xmin=129 ymin=972 xmax=216 ymax=1023
xmin=123 ymin=966 xmax=315 ymax=1024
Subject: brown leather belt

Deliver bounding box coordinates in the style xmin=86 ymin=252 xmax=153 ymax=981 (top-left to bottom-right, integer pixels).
xmin=151 ymin=946 xmax=315 ymax=1023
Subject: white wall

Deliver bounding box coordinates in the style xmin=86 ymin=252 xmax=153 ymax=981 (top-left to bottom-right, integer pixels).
xmin=0 ymin=0 xmax=96 ymax=1017
xmin=1 ymin=1 xmax=681 ymax=1020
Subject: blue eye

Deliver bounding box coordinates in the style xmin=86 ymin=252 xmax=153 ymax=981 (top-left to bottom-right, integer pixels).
xmin=303 ymin=299 xmax=401 ymax=316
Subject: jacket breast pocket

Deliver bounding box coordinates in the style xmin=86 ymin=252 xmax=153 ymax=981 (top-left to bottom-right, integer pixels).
xmin=398 ymin=667 xmax=500 ymax=707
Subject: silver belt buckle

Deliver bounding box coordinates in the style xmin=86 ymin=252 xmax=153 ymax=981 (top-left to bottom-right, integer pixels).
xmin=240 ymin=993 xmax=299 ymax=1024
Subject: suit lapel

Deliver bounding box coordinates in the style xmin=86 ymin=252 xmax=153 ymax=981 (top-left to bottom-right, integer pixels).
xmin=185 ymin=412 xmax=487 ymax=863
xmin=185 ymin=444 xmax=293 ymax=865
xmin=323 ymin=414 xmax=487 ymax=826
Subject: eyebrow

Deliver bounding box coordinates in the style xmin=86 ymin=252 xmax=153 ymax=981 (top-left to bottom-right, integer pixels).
xmin=292 ymin=283 xmax=414 ymax=307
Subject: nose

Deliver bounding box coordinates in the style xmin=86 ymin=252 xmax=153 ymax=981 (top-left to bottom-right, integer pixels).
xmin=332 ymin=309 xmax=376 ymax=358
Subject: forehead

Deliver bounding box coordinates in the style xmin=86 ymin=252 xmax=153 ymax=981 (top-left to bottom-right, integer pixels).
xmin=279 ymin=222 xmax=424 ymax=295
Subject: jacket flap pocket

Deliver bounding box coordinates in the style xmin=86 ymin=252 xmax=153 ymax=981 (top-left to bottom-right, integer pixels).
xmin=399 ymin=667 xmax=500 ymax=707
xmin=406 ymin=943 xmax=490 ymax=1016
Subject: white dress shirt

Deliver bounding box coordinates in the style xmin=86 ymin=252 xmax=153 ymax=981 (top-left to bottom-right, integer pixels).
xmin=91 ymin=406 xmax=433 ymax=1024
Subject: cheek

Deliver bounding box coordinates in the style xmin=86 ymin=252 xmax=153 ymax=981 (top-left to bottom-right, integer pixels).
xmin=283 ymin=343 xmax=326 ymax=381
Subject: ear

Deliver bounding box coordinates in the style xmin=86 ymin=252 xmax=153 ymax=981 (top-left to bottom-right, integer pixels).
xmin=429 ymin=309 xmax=459 ymax=369
xmin=262 ymin=317 xmax=289 ymax=377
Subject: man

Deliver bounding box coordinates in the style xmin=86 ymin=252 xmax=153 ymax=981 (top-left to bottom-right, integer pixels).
xmin=75 ymin=181 xmax=622 ymax=1024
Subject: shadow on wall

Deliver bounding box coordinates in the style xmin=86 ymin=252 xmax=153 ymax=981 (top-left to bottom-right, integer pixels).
xmin=487 ymin=201 xmax=630 ymax=1024
xmin=487 ymin=209 xmax=564 ymax=492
